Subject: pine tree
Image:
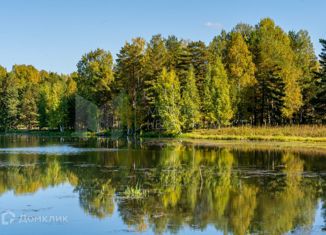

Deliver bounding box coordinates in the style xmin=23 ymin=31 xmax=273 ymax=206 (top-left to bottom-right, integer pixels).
xmin=175 ymin=41 xmax=192 ymax=89
xmin=12 ymin=65 xmax=40 ymax=129
xmin=0 ymin=68 xmax=19 ymax=131
xmin=154 ymin=68 xmax=181 ymax=135
xmin=19 ymin=84 xmax=39 ymax=129
xmin=253 ymin=18 xmax=302 ymax=124
xmin=143 ymin=35 xmax=168 ymax=129
xmin=180 ymin=67 xmax=201 ymax=130
xmin=313 ymin=39 xmax=326 ymax=122
xmin=188 ymin=41 xmax=209 ymax=97
xmin=211 ymin=58 xmax=233 ymax=127
xmin=256 ymin=67 xmax=285 ymax=124
xmin=165 ymin=35 xmax=183 ymax=70
xmin=116 ymin=38 xmax=147 ymax=134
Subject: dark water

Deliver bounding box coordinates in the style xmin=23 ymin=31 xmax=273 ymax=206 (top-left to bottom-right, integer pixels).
xmin=0 ymin=136 xmax=326 ymax=235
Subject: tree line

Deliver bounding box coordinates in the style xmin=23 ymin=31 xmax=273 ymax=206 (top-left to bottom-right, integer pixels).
xmin=0 ymin=18 xmax=325 ymax=134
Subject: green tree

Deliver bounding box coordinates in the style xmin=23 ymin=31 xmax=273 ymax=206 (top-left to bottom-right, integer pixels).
xmin=211 ymin=58 xmax=233 ymax=127
xmin=180 ymin=67 xmax=201 ymax=130
xmin=165 ymin=35 xmax=183 ymax=70
xmin=313 ymin=39 xmax=326 ymax=122
xmin=116 ymin=38 xmax=147 ymax=134
xmin=19 ymin=84 xmax=39 ymax=129
xmin=256 ymin=68 xmax=286 ymax=124
xmin=143 ymin=35 xmax=168 ymax=129
xmin=0 ymin=18 xmax=324 ymax=131
xmin=76 ymin=49 xmax=114 ymax=106
xmin=289 ymin=30 xmax=319 ymax=123
xmin=154 ymin=68 xmax=181 ymax=135
xmin=11 ymin=65 xmax=40 ymax=129
xmin=76 ymin=49 xmax=114 ymax=131
xmin=175 ymin=41 xmax=192 ymax=89
xmin=201 ymin=65 xmax=215 ymax=127
xmin=114 ymin=90 xmax=132 ymax=130
xmin=65 ymin=73 xmax=77 ymax=129
xmin=208 ymin=30 xmax=228 ymax=64
xmin=188 ymin=41 xmax=209 ymax=96
xmin=39 ymin=73 xmax=75 ymax=131
xmin=0 ymin=67 xmax=19 ymax=131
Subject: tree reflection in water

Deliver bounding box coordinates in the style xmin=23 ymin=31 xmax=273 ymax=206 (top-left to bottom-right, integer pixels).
xmin=0 ymin=138 xmax=325 ymax=234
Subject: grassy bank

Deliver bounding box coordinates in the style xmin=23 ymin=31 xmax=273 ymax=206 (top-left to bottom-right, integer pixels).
xmin=180 ymin=126 xmax=326 ymax=142
xmin=143 ymin=138 xmax=326 ymax=155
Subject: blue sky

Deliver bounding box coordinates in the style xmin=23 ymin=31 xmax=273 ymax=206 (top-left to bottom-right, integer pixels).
xmin=0 ymin=0 xmax=325 ymax=74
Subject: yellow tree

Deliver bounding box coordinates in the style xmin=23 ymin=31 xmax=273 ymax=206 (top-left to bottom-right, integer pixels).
xmin=226 ymin=32 xmax=256 ymax=123
xmin=254 ymin=18 xmax=302 ymax=124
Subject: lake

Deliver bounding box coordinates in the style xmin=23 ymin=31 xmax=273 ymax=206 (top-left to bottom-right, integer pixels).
xmin=0 ymin=135 xmax=326 ymax=234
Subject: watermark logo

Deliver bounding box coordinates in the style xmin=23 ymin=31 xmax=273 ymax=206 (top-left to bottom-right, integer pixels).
xmin=1 ymin=210 xmax=68 ymax=226
xmin=1 ymin=210 xmax=15 ymax=225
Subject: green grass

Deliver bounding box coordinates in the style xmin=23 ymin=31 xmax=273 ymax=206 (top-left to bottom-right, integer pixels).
xmin=180 ymin=125 xmax=326 ymax=142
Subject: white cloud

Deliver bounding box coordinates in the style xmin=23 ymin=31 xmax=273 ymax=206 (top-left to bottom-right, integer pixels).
xmin=204 ymin=21 xmax=223 ymax=30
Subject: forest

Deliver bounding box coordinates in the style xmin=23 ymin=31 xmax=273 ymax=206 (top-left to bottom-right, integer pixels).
xmin=0 ymin=18 xmax=325 ymax=135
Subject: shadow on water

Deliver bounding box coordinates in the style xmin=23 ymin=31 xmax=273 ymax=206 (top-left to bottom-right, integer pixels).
xmin=0 ymin=135 xmax=326 ymax=234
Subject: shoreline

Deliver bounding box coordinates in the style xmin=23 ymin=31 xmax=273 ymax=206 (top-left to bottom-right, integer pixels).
xmin=1 ymin=130 xmax=326 ymax=154
xmin=179 ymin=133 xmax=326 ymax=142
xmin=1 ymin=125 xmax=326 ymax=144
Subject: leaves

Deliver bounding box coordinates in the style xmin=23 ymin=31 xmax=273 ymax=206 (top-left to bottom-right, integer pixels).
xmin=154 ymin=68 xmax=181 ymax=135
xmin=0 ymin=18 xmax=325 ymax=131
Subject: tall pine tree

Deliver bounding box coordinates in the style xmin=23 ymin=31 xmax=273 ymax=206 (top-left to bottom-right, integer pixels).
xmin=188 ymin=41 xmax=209 ymax=97
xmin=313 ymin=39 xmax=326 ymax=122
xmin=116 ymin=38 xmax=147 ymax=134
xmin=0 ymin=67 xmax=19 ymax=131
xmin=12 ymin=65 xmax=40 ymax=129
xmin=143 ymin=35 xmax=168 ymax=129
xmin=253 ymin=18 xmax=302 ymax=124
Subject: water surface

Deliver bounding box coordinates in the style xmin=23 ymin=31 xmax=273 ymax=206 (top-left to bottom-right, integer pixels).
xmin=0 ymin=135 xmax=326 ymax=234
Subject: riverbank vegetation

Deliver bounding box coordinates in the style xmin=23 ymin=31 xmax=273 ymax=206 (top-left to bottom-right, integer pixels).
xmin=181 ymin=125 xmax=326 ymax=142
xmin=0 ymin=18 xmax=325 ymax=135
xmin=3 ymin=125 xmax=326 ymax=144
